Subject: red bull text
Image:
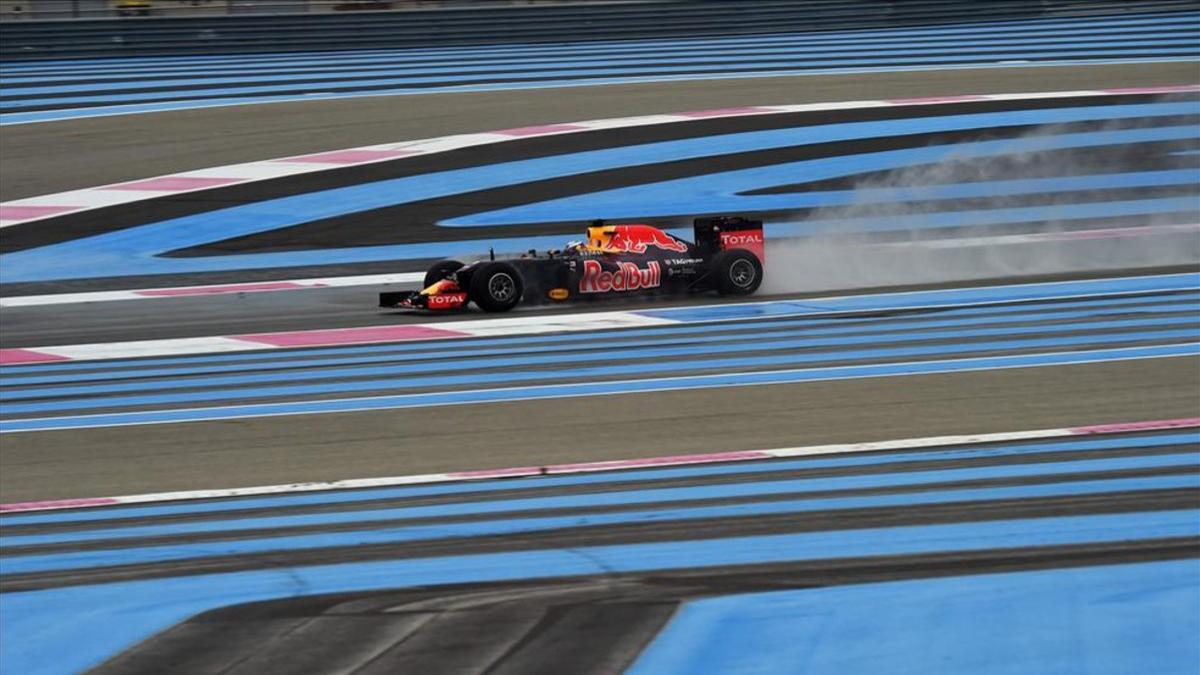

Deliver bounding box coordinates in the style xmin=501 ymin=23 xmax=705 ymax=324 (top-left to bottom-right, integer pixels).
xmin=580 ymin=260 xmax=662 ymax=293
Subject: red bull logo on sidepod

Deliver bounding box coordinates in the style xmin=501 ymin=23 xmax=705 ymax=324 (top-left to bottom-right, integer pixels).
xmin=580 ymin=260 xmax=661 ymax=293
xmin=606 ymin=226 xmax=689 ymax=254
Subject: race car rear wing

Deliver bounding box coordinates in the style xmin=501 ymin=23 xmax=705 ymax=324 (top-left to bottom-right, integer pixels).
xmin=693 ymin=216 xmax=765 ymax=262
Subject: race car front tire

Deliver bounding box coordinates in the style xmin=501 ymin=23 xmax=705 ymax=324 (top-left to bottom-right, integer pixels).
xmin=713 ymin=249 xmax=763 ymax=296
xmin=423 ymin=259 xmax=465 ymax=289
xmin=469 ymin=262 xmax=524 ymax=312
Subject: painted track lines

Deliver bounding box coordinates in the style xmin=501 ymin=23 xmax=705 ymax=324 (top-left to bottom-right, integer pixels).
xmin=1 ymin=274 xmax=1197 ymax=432
xmin=0 ymin=424 xmax=1195 ymax=672
xmin=1 ymin=8 xmax=1197 ymax=123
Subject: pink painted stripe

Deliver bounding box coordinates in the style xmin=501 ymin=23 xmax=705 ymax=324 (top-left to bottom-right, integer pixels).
xmin=0 ymin=497 xmax=121 ymax=512
xmin=109 ymin=176 xmax=241 ymax=191
xmin=887 ymin=95 xmax=990 ymax=104
xmin=283 ymin=149 xmax=418 ymax=164
xmin=137 ymin=281 xmax=314 ymax=297
xmin=1070 ymin=418 xmax=1200 ymax=435
xmin=450 ymin=450 xmax=774 ymax=479
xmin=678 ymin=106 xmax=776 ymax=118
xmin=235 ymin=324 xmax=469 ymax=347
xmin=0 ymin=348 xmax=71 ymax=365
xmin=0 ymin=204 xmax=78 ymax=221
xmin=494 ymin=124 xmax=588 ymax=136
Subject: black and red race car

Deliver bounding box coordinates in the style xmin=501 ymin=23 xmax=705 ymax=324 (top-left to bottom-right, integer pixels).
xmin=379 ymin=216 xmax=765 ymax=313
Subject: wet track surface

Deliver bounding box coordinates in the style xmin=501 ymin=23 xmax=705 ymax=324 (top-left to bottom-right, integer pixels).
xmin=1 ymin=41 xmax=1198 ymax=675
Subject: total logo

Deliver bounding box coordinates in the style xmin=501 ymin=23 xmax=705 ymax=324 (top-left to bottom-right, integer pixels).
xmin=580 ymin=260 xmax=661 ymax=293
xmin=719 ymin=232 xmax=764 ymax=246
xmin=427 ymin=293 xmax=467 ymax=309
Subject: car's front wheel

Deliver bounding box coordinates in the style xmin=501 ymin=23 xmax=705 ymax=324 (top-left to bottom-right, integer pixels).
xmin=713 ymin=249 xmax=763 ymax=296
xmin=423 ymin=259 xmax=464 ymax=289
xmin=469 ymin=262 xmax=524 ymax=312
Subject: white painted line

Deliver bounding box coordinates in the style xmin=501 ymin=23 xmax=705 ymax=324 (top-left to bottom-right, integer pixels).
xmin=36 ymin=337 xmax=267 ymax=361
xmin=1 ymin=85 xmax=1194 ymax=228
xmin=1 ymin=272 xmax=1194 ymax=365
xmin=1 ymin=416 xmax=1194 ymax=513
xmin=0 ymin=272 xmax=425 ymax=307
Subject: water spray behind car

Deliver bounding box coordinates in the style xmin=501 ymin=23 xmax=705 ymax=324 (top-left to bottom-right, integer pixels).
xmin=761 ymin=111 xmax=1200 ymax=295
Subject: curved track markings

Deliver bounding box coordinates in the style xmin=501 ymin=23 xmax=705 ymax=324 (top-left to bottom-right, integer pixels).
xmin=2 ymin=86 xmax=1195 ymax=229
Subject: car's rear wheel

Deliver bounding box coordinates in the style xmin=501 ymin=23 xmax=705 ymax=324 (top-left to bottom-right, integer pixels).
xmin=423 ymin=259 xmax=464 ymax=289
xmin=469 ymin=262 xmax=523 ymax=312
xmin=713 ymin=249 xmax=763 ymax=296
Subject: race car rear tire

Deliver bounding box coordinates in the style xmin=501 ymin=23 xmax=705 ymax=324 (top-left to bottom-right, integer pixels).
xmin=423 ymin=259 xmax=464 ymax=289
xmin=713 ymin=249 xmax=763 ymax=296
xmin=469 ymin=262 xmax=524 ymax=312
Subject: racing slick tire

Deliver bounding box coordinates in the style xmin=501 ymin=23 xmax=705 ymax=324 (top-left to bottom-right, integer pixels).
xmin=713 ymin=249 xmax=763 ymax=296
xmin=469 ymin=262 xmax=524 ymax=312
xmin=423 ymin=259 xmax=464 ymax=289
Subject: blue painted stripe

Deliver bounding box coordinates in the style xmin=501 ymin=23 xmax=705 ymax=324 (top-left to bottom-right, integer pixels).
xmin=3 ymin=104 xmax=1195 ymax=283
xmin=3 ymin=343 xmax=1195 ymax=432
xmin=4 ymin=432 xmax=1192 ymax=527
xmin=2 ymin=509 xmax=1195 ymax=675
xmin=627 ymin=559 xmax=1200 ymax=675
xmin=6 ymin=56 xmax=1197 ymax=125
xmin=13 ymin=46 xmax=1195 ymax=111
xmin=8 ymin=10 xmax=1193 ymax=71
xmin=3 ymin=282 xmax=1193 ymax=379
xmin=6 ymin=298 xmax=1193 ymax=388
xmin=5 ymin=315 xmax=1192 ymax=403
xmin=10 ymin=28 xmax=1196 ymax=84
xmin=449 ymin=168 xmax=1200 ymax=225
xmin=11 ymin=40 xmax=1197 ymax=99
xmin=8 ymin=14 xmax=1193 ymax=76
xmin=5 ymin=473 xmax=1194 ymax=575
xmin=2 ymin=327 xmax=1194 ymax=416
xmin=4 ymin=442 xmax=1195 ymax=549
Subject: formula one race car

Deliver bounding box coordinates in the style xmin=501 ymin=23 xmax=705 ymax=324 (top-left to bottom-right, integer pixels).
xmin=380 ymin=216 xmax=765 ymax=313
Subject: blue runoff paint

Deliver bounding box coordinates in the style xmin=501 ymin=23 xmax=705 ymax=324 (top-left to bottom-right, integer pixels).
xmin=8 ymin=40 xmax=1196 ymax=100
xmin=2 ymin=281 xmax=1194 ymax=379
xmin=4 ymin=472 xmax=1195 ymax=575
xmin=5 ymin=14 xmax=1193 ymax=77
xmin=4 ymin=314 xmax=1193 ymax=402
xmin=1 ymin=101 xmax=1195 ymax=283
xmin=3 ymin=326 xmax=1195 ymax=415
xmin=6 ymin=58 xmax=1198 ymax=126
xmin=7 ymin=56 xmax=1199 ymax=124
xmin=2 ymin=279 xmax=1190 ymax=379
xmin=4 ymin=432 xmax=1193 ymax=527
xmin=3 ymin=342 xmax=1196 ymax=432
xmin=627 ymin=559 xmax=1200 ymax=675
xmin=445 ymin=137 xmax=1199 ymax=226
xmin=5 ymin=450 xmax=1194 ymax=548
xmin=1 ymin=509 xmax=1195 ymax=675
xmin=4 ymin=11 xmax=1190 ymax=73
xmin=4 ymin=296 xmax=1195 ymax=386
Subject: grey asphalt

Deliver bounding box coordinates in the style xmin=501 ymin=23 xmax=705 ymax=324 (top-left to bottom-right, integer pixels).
xmin=1 ymin=62 xmax=1198 ymax=503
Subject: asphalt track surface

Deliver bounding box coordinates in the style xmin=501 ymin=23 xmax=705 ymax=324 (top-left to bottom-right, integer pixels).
xmin=1 ymin=60 xmax=1199 ymax=674
xmin=2 ymin=425 xmax=1197 ymax=672
xmin=1 ymin=63 xmax=1198 ymax=502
